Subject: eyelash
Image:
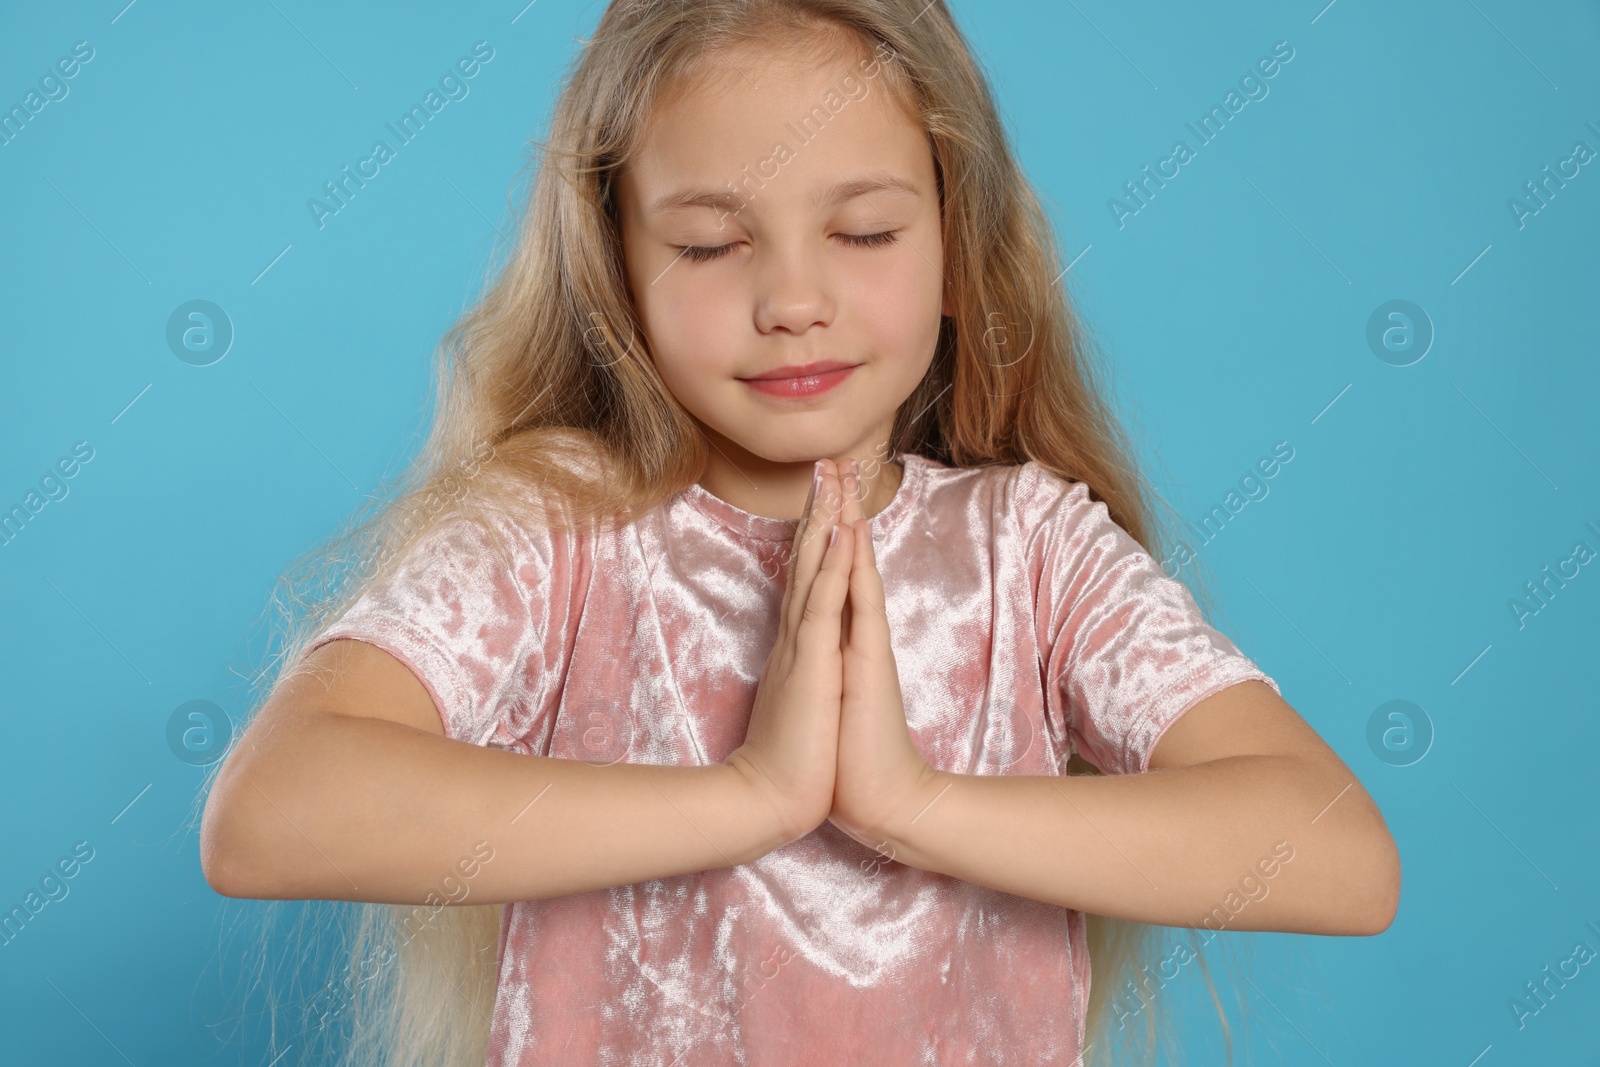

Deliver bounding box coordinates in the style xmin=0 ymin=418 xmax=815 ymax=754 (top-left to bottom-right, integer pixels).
xmin=677 ymin=230 xmax=902 ymax=263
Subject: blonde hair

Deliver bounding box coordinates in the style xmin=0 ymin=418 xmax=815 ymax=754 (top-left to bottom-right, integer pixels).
xmin=200 ymin=1 xmax=1261 ymax=1063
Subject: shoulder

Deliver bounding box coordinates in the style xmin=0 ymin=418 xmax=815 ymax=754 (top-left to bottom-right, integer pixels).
xmin=1007 ymin=461 xmax=1098 ymax=526
xmin=380 ymin=472 xmax=581 ymax=598
xmin=913 ymin=457 xmax=1097 ymax=533
xmin=901 ymin=458 xmax=1117 ymax=577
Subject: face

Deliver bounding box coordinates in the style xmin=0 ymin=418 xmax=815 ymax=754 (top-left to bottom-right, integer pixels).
xmin=614 ymin=36 xmax=950 ymax=477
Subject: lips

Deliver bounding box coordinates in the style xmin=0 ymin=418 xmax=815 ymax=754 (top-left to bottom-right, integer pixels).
xmin=740 ymin=360 xmax=859 ymax=381
xmin=738 ymin=360 xmax=860 ymax=400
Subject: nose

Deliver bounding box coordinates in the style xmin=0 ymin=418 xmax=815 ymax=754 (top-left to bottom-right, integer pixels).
xmin=752 ymin=239 xmax=835 ymax=336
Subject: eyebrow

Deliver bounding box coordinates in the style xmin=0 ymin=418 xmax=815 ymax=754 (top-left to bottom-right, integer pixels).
xmin=647 ymin=173 xmax=922 ymax=216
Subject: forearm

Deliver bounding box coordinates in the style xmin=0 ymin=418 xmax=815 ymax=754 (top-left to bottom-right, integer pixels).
xmin=203 ymin=709 xmax=785 ymax=904
xmin=873 ymin=755 xmax=1399 ymax=936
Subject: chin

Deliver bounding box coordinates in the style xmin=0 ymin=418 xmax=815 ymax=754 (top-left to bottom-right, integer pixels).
xmin=718 ymin=432 xmax=842 ymax=466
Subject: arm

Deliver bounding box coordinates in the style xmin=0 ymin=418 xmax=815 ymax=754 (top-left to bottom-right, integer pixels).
xmin=200 ymin=638 xmax=788 ymax=904
xmin=871 ymin=680 xmax=1401 ymax=936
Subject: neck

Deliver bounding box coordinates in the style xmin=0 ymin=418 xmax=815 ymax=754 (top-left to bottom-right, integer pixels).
xmin=695 ymin=440 xmax=905 ymax=522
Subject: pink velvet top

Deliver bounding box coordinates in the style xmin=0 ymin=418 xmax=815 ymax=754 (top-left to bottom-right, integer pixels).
xmin=300 ymin=452 xmax=1279 ymax=1066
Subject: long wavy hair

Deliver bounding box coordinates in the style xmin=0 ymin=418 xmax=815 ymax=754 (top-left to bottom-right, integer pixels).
xmin=199 ymin=1 xmax=1263 ymax=1064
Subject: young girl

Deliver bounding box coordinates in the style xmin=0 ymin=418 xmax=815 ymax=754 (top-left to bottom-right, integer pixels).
xmin=200 ymin=2 xmax=1400 ymax=1065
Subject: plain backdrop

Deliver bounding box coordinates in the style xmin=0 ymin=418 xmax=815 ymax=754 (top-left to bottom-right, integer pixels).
xmin=2 ymin=1 xmax=1598 ymax=1063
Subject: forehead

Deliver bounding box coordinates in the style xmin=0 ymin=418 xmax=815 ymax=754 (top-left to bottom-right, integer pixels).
xmin=621 ymin=39 xmax=932 ymax=217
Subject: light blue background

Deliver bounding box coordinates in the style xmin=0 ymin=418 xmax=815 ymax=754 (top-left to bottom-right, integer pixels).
xmin=2 ymin=1 xmax=1597 ymax=1063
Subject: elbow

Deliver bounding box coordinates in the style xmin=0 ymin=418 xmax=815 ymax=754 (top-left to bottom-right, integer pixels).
xmin=1350 ymin=825 xmax=1402 ymax=936
xmin=199 ymin=761 xmax=270 ymax=899
xmin=200 ymin=834 xmax=244 ymax=899
xmin=199 ymin=780 xmax=246 ymax=898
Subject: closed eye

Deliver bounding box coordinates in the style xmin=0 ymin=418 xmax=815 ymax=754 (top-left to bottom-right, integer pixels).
xmin=676 ymin=230 xmax=903 ymax=264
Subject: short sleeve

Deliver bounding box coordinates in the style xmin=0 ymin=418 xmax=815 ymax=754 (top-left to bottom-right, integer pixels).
xmin=296 ymin=511 xmax=556 ymax=748
xmin=1021 ymin=465 xmax=1280 ymax=776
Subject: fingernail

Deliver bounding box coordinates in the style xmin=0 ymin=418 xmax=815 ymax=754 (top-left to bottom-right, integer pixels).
xmin=811 ymin=460 xmax=822 ymax=497
xmin=828 ymin=523 xmax=840 ymax=548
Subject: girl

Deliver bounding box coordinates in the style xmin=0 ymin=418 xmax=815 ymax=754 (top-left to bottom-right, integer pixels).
xmin=200 ymin=2 xmax=1400 ymax=1065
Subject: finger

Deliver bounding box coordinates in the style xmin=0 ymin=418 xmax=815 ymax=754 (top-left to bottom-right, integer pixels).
xmin=814 ymin=460 xmax=849 ymax=546
xmin=795 ymin=502 xmax=854 ymax=664
xmin=839 ymin=456 xmax=866 ymax=530
xmin=837 ymin=458 xmax=867 ymax=650
xmin=848 ymin=517 xmax=891 ymax=640
xmin=778 ymin=459 xmax=824 ymax=614
xmin=784 ymin=460 xmax=845 ymax=638
xmin=783 ymin=459 xmax=829 ymax=633
xmin=801 ymin=458 xmax=821 ymax=523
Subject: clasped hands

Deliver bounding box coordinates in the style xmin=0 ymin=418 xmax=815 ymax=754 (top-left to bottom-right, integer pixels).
xmin=727 ymin=457 xmax=936 ymax=860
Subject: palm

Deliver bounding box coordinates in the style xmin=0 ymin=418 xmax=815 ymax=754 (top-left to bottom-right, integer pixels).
xmin=826 ymin=460 xmax=931 ymax=851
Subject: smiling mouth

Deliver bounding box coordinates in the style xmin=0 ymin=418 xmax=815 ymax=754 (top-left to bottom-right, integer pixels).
xmin=740 ymin=359 xmax=859 ymax=381
xmin=738 ymin=361 xmax=860 ymax=399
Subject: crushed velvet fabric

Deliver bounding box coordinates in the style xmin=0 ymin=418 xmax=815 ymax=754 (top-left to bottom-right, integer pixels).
xmin=302 ymin=452 xmax=1278 ymax=1065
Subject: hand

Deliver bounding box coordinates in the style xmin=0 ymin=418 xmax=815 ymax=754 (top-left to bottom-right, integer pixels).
xmin=726 ymin=459 xmax=856 ymax=846
xmin=827 ymin=457 xmax=935 ymax=851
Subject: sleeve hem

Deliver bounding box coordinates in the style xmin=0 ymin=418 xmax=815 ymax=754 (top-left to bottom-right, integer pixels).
xmin=299 ymin=626 xmax=477 ymax=744
xmin=1121 ymin=666 xmax=1282 ymax=775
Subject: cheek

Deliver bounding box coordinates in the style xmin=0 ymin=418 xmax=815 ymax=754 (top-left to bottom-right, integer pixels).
xmin=644 ymin=284 xmax=740 ymax=360
xmin=861 ymin=220 xmax=941 ymax=305
xmin=847 ymin=248 xmax=941 ymax=348
xmin=639 ymin=300 xmax=737 ymax=400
